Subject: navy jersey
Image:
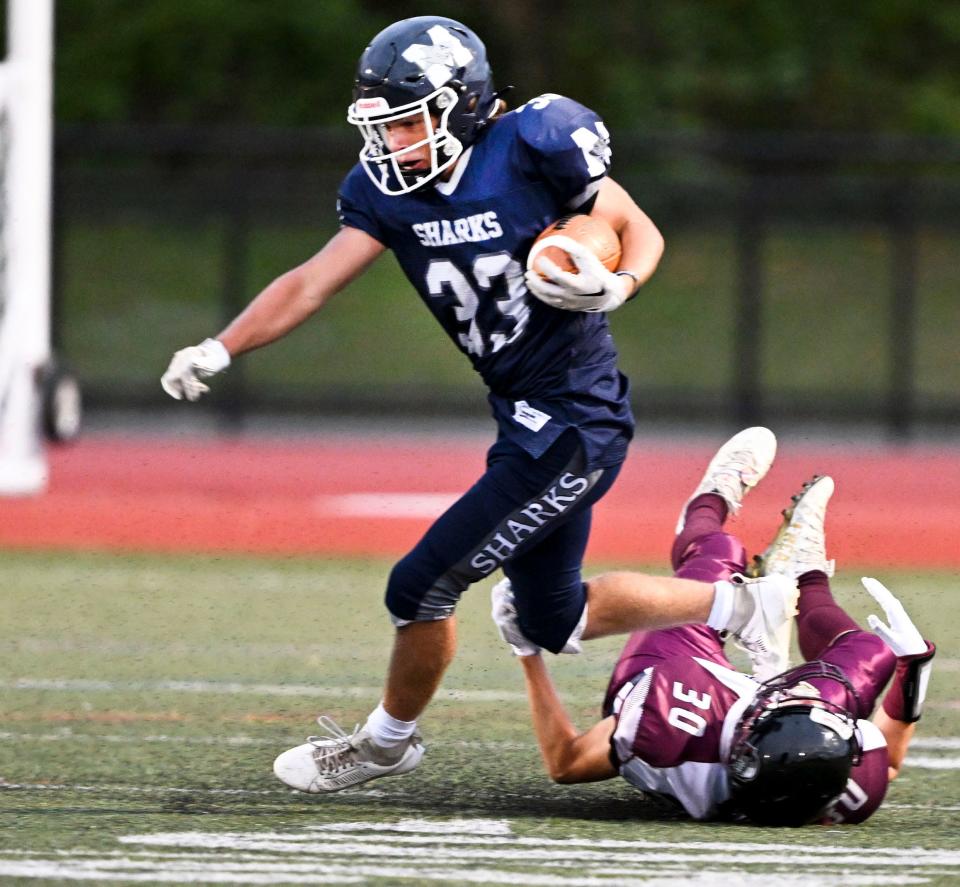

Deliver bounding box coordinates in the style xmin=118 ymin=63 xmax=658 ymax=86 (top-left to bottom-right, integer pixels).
xmin=337 ymin=94 xmax=634 ymax=468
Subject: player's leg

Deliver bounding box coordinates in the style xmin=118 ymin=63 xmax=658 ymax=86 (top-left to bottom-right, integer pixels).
xmin=379 ymin=432 xmax=619 ymax=746
xmin=381 ymin=619 xmax=457 ymax=720
xmin=751 ymin=474 xmax=899 ymax=807
xmin=655 ymin=425 xmax=781 ymax=637
xmin=503 ymin=425 xmax=794 ymax=658
xmin=501 ymin=504 xmax=743 ymax=651
xmin=752 ymin=475 xmax=859 ymax=660
xmin=384 ymin=429 xmax=621 ymax=655
xmin=274 ymin=429 xmax=623 ymax=792
xmin=674 ymin=426 xmax=777 ymax=540
xmin=602 ymin=427 xmax=778 ymax=697
xmin=673 ymin=495 xmax=746 ymax=582
xmin=505 ymin=426 xmax=789 ymax=654
xmin=501 ymin=511 xmax=592 ymax=654
xmin=797 ymin=573 xmax=861 ymax=661
xmin=671 ymin=425 xmax=804 ymax=679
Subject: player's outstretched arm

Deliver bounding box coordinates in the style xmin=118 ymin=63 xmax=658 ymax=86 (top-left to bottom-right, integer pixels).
xmin=520 ymin=654 xmax=618 ymax=784
xmin=216 ymin=226 xmax=385 ymax=356
xmin=490 ymin=581 xmax=616 ymax=782
xmin=862 ymin=576 xmax=936 ymax=780
xmin=161 ymin=226 xmax=385 ymax=401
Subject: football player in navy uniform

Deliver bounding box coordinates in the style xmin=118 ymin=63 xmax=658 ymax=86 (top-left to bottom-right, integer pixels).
xmin=494 ymin=428 xmax=935 ymax=825
xmin=161 ymin=16 xmax=801 ymax=794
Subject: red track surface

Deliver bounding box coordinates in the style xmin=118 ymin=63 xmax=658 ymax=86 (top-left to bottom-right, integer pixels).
xmin=1 ymin=434 xmax=958 ymax=568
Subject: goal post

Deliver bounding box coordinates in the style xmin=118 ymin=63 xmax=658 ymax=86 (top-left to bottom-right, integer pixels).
xmin=0 ymin=0 xmax=55 ymax=495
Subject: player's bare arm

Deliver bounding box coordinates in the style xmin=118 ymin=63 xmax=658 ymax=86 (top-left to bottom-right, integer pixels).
xmin=520 ymin=654 xmax=618 ymax=784
xmin=217 ymin=226 xmax=385 ymax=357
xmin=871 ymin=708 xmax=916 ymax=780
xmin=162 ymin=226 xmax=384 ymax=400
xmin=590 ymin=177 xmax=665 ymax=297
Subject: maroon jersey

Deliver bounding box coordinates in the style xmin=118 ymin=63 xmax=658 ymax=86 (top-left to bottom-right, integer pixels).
xmin=822 ymin=721 xmax=890 ymax=824
xmin=605 ymin=624 xmax=895 ymax=823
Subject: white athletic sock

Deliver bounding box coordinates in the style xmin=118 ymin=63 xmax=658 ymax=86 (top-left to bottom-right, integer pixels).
xmin=364 ymin=701 xmax=417 ymax=748
xmin=706 ymin=580 xmax=735 ymax=631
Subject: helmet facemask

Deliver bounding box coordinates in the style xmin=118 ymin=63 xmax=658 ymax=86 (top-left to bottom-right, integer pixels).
xmin=348 ymin=85 xmax=464 ymax=195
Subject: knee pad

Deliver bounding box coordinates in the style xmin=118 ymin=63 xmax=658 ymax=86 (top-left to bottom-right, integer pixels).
xmin=385 ymin=555 xmax=464 ymax=626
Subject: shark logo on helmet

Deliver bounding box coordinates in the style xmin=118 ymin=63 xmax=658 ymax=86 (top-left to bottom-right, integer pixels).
xmin=401 ymin=25 xmax=475 ymax=89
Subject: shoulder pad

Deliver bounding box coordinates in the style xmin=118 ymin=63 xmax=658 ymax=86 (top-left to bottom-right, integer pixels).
xmin=515 ymin=94 xmax=602 ymax=149
xmin=857 ymin=719 xmax=888 ymax=752
xmin=511 ymin=94 xmax=611 ymax=205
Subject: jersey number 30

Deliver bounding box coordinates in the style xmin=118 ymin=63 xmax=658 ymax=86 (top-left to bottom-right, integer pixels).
xmin=668 ymin=682 xmax=712 ymax=737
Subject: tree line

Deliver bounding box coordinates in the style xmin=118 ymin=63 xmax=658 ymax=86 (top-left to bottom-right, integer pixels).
xmin=51 ymin=1 xmax=960 ymax=134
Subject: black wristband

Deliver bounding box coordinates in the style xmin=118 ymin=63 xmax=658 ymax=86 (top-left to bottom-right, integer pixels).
xmin=615 ymin=270 xmax=640 ymax=294
xmin=882 ymin=641 xmax=936 ymax=723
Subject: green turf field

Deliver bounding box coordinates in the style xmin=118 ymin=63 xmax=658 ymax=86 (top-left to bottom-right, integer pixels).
xmin=2 ymin=549 xmax=959 ymax=884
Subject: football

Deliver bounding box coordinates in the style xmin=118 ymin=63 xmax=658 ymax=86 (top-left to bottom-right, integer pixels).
xmin=529 ymin=213 xmax=622 ymax=278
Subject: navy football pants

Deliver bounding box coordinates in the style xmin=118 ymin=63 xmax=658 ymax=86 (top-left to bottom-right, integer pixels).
xmin=385 ymin=429 xmax=624 ymax=653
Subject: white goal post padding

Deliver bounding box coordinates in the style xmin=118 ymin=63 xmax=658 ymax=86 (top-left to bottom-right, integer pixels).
xmin=0 ymin=0 xmax=54 ymax=495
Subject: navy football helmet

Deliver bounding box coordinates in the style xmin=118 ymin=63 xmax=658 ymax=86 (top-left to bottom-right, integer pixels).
xmin=727 ymin=662 xmax=863 ymax=827
xmin=347 ymin=16 xmax=498 ymax=195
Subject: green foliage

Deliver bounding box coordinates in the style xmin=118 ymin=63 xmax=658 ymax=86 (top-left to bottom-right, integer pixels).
xmin=54 ymin=1 xmax=960 ymax=133
xmin=56 ymin=0 xmax=383 ymax=125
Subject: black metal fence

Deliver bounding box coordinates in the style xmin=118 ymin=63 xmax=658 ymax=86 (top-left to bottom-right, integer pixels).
xmin=52 ymin=124 xmax=960 ymax=438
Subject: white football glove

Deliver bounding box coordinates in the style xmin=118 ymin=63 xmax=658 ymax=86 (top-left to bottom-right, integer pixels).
xmin=862 ymin=576 xmax=927 ymax=657
xmin=161 ymin=338 xmax=231 ymax=402
xmin=524 ymin=235 xmax=631 ymax=313
xmin=491 ymin=579 xmax=541 ymax=657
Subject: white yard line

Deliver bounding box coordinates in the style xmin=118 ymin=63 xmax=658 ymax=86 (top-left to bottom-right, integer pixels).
xmin=886 ymin=803 xmax=960 ymax=811
xmin=0 ymin=782 xmax=286 ymax=797
xmin=911 ymin=736 xmax=960 ymax=749
xmin=0 ymin=731 xmax=277 ymax=747
xmin=316 ymin=492 xmax=460 ymax=518
xmin=899 ymin=755 xmax=960 ymax=769
xmin=0 ymin=730 xmax=535 ymax=753
xmin=4 ymin=676 xmax=958 ymax=715
xmin=1 ymin=817 xmax=954 ymax=886
xmin=0 ymin=677 xmax=531 ymax=703
xmin=2 ymin=728 xmax=958 ymax=768
xmin=117 ymin=827 xmax=960 ymax=862
xmin=0 ymin=858 xmax=930 ymax=886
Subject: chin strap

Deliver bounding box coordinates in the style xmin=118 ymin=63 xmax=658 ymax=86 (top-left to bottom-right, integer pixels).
xmin=882 ymin=640 xmax=936 ymax=723
xmin=489 ymin=85 xmax=515 ymax=107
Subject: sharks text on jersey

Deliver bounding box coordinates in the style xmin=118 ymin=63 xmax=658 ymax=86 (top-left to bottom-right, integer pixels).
xmin=412 ymin=211 xmax=504 ymax=247
xmin=468 ymin=471 xmax=595 ymax=574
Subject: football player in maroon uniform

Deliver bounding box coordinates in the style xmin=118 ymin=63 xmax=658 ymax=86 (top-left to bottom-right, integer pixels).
xmin=494 ymin=433 xmax=934 ymax=826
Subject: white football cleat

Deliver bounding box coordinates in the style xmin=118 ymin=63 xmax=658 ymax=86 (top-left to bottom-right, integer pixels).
xmin=752 ymin=475 xmax=836 ymax=580
xmin=725 ymin=573 xmax=800 ymax=681
xmin=273 ymin=716 xmax=424 ymax=793
xmin=676 ymin=427 xmax=777 ymax=534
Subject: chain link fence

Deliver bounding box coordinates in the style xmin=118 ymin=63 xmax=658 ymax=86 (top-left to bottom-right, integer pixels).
xmin=54 ymin=124 xmax=960 ymax=439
